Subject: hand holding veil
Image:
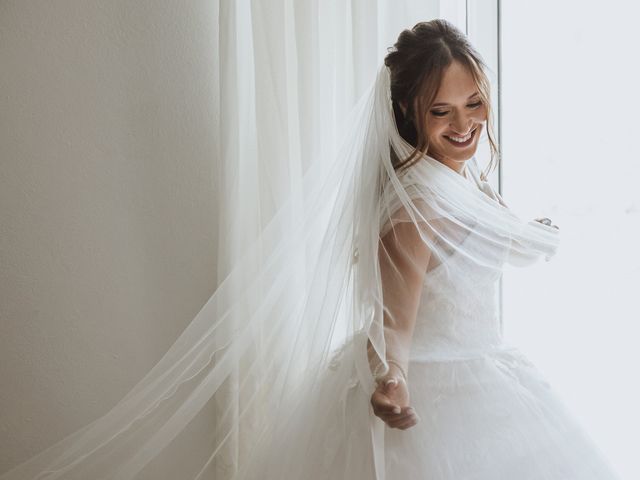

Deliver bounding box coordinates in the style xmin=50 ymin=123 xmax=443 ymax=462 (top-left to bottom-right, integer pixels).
xmin=0 ymin=64 xmax=559 ymax=480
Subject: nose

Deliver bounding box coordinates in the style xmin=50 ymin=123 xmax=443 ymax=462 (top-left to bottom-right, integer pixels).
xmin=450 ymin=112 xmax=473 ymax=135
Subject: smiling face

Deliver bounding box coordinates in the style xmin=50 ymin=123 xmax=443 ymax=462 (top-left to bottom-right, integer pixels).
xmin=420 ymin=60 xmax=488 ymax=173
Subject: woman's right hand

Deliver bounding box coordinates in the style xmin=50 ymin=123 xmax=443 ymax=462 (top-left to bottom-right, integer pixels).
xmin=534 ymin=217 xmax=559 ymax=230
xmin=370 ymin=367 xmax=420 ymax=430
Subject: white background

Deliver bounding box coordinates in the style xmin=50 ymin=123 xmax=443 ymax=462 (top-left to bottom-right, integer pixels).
xmin=500 ymin=3 xmax=640 ymax=478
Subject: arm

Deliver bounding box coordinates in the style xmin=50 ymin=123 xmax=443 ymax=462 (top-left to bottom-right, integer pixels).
xmin=481 ymin=183 xmax=560 ymax=266
xmin=367 ymin=219 xmax=433 ymax=380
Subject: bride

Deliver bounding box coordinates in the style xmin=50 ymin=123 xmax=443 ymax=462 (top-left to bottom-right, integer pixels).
xmin=1 ymin=19 xmax=623 ymax=480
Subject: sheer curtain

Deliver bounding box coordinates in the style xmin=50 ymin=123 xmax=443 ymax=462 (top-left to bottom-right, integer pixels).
xmin=500 ymin=2 xmax=640 ymax=479
xmin=211 ymin=1 xmax=453 ymax=477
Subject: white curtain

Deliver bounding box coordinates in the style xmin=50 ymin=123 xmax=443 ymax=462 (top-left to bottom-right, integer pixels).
xmin=210 ymin=1 xmax=455 ymax=477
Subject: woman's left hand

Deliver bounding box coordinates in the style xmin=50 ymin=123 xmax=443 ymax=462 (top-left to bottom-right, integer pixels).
xmin=534 ymin=217 xmax=559 ymax=230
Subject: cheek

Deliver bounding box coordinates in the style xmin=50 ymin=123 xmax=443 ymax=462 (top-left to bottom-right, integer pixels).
xmin=474 ymin=106 xmax=488 ymax=122
xmin=426 ymin=121 xmax=448 ymax=140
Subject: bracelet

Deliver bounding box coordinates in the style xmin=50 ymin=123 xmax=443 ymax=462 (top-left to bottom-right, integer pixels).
xmin=386 ymin=359 xmax=408 ymax=381
xmin=373 ymin=358 xmax=408 ymax=383
xmin=372 ymin=362 xmax=386 ymax=379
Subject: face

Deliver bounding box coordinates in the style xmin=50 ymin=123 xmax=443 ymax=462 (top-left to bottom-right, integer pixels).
xmin=405 ymin=60 xmax=488 ymax=172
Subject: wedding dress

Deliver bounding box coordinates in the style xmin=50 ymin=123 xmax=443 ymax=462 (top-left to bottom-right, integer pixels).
xmin=0 ymin=64 xmax=623 ymax=480
xmin=379 ymin=157 xmax=622 ymax=479
xmin=236 ymin=153 xmax=623 ymax=480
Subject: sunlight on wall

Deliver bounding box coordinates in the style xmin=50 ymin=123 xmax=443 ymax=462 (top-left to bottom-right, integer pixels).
xmin=500 ymin=3 xmax=640 ymax=478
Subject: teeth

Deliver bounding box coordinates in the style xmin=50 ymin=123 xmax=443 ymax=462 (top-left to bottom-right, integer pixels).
xmin=446 ymin=130 xmax=474 ymax=143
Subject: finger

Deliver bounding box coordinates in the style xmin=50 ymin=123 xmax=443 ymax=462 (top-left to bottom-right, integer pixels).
xmin=371 ymin=390 xmax=397 ymax=408
xmin=381 ymin=378 xmax=400 ymax=391
xmin=377 ymin=373 xmax=404 ymax=385
xmin=396 ymin=417 xmax=420 ymax=430
xmin=376 ymin=411 xmax=401 ymax=422
xmin=371 ymin=393 xmax=401 ymax=414
xmin=387 ymin=409 xmax=419 ymax=426
xmin=373 ymin=403 xmax=404 ymax=420
xmin=374 ymin=404 xmax=402 ymax=416
xmin=388 ymin=418 xmax=417 ymax=430
xmin=395 ymin=407 xmax=417 ymax=422
xmin=380 ymin=407 xmax=415 ymax=423
xmin=384 ymin=413 xmax=414 ymax=425
xmin=387 ymin=414 xmax=419 ymax=429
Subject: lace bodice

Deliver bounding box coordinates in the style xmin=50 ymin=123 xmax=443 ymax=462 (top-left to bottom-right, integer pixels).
xmin=408 ymin=158 xmax=508 ymax=361
xmin=410 ymin=250 xmax=504 ymax=361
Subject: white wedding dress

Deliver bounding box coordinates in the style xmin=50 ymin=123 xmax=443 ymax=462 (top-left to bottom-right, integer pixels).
xmin=252 ymin=157 xmax=623 ymax=480
xmin=381 ymin=161 xmax=621 ymax=479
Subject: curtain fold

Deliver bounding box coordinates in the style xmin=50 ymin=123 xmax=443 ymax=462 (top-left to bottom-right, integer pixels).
xmin=210 ymin=2 xmax=452 ymax=478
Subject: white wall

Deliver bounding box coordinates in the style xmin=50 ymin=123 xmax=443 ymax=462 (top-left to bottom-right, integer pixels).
xmin=0 ymin=1 xmax=221 ymax=474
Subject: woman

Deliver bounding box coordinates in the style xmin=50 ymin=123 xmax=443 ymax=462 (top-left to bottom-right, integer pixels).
xmin=363 ymin=20 xmax=622 ymax=479
xmin=234 ymin=19 xmax=621 ymax=480
xmin=0 ymin=19 xmax=622 ymax=480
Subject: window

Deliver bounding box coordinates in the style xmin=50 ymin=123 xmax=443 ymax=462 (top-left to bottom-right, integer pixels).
xmin=497 ymin=3 xmax=639 ymax=478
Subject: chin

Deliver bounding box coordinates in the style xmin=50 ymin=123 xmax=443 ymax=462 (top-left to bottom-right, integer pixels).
xmin=432 ymin=145 xmax=478 ymax=163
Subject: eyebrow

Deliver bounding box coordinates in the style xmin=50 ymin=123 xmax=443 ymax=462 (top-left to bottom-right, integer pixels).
xmin=431 ymin=92 xmax=480 ymax=107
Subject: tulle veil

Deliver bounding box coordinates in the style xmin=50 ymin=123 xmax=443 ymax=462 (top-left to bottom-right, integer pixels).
xmin=0 ymin=63 xmax=560 ymax=480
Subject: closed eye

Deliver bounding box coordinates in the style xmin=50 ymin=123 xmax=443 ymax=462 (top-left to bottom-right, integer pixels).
xmin=431 ymin=101 xmax=483 ymax=117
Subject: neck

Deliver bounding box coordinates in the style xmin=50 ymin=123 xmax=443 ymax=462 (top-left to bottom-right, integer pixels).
xmin=431 ymin=154 xmax=467 ymax=175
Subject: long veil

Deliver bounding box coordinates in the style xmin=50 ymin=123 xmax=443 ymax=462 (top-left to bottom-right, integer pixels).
xmin=0 ymin=63 xmax=560 ymax=480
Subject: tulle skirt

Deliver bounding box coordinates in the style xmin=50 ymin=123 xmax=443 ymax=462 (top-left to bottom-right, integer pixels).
xmin=241 ymin=334 xmax=622 ymax=480
xmin=385 ymin=347 xmax=622 ymax=479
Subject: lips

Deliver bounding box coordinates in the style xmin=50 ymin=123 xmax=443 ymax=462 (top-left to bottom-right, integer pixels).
xmin=444 ymin=127 xmax=478 ymax=147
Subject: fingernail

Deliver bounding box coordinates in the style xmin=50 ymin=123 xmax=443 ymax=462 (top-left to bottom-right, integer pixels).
xmin=393 ymin=406 xmax=401 ymax=414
